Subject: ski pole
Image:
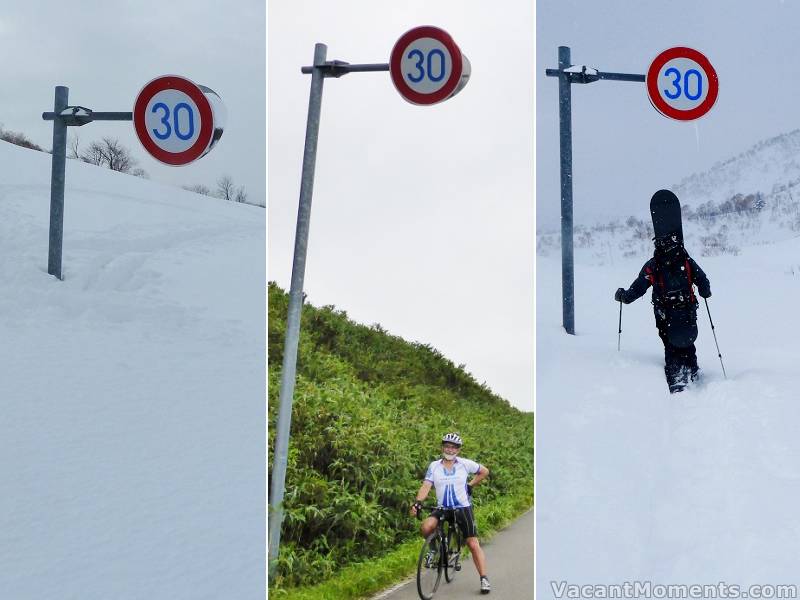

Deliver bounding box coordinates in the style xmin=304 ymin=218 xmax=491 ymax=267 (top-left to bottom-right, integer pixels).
xmin=617 ymin=299 xmax=622 ymax=351
xmin=704 ymin=298 xmax=727 ymax=379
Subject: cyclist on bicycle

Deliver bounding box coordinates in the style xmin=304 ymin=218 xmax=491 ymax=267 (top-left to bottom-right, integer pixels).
xmin=410 ymin=432 xmax=491 ymax=595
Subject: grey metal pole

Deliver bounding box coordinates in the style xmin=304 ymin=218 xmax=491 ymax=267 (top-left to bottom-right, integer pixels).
xmin=268 ymin=42 xmax=327 ymax=582
xmin=48 ymin=86 xmax=69 ymax=280
xmin=704 ymin=298 xmax=727 ymax=379
xmin=558 ymin=47 xmax=575 ymax=334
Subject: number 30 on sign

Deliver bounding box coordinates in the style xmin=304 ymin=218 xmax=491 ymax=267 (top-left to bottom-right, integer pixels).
xmin=646 ymin=47 xmax=719 ymax=121
xmin=390 ymin=26 xmax=471 ymax=106
xmin=133 ymin=75 xmax=226 ymax=166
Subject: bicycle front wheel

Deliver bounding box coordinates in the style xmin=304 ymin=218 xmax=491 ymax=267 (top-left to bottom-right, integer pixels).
xmin=416 ymin=533 xmax=443 ymax=600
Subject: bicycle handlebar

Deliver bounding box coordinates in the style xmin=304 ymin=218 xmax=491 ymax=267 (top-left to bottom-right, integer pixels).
xmin=413 ymin=504 xmax=461 ymax=520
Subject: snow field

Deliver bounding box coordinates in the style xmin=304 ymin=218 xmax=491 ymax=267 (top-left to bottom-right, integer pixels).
xmin=0 ymin=141 xmax=265 ymax=599
xmin=537 ymin=235 xmax=800 ymax=592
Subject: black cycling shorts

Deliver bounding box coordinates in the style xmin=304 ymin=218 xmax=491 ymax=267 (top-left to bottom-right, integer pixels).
xmin=430 ymin=506 xmax=478 ymax=539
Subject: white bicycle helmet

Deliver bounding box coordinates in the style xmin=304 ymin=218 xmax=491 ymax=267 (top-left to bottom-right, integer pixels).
xmin=441 ymin=432 xmax=463 ymax=447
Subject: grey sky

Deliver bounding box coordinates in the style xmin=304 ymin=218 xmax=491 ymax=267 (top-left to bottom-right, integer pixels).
xmin=269 ymin=1 xmax=534 ymax=410
xmin=0 ymin=0 xmax=264 ymax=205
xmin=537 ymin=0 xmax=800 ymax=230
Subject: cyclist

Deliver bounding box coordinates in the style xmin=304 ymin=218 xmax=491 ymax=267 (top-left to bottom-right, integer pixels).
xmin=410 ymin=432 xmax=491 ymax=595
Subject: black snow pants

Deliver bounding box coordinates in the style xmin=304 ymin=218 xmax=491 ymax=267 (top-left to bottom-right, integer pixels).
xmin=655 ymin=313 xmax=699 ymax=390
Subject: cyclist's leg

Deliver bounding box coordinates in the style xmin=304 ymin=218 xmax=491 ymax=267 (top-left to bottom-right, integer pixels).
xmin=465 ymin=537 xmax=487 ymax=577
xmin=420 ymin=509 xmax=441 ymax=537
xmin=458 ymin=507 xmax=487 ymax=577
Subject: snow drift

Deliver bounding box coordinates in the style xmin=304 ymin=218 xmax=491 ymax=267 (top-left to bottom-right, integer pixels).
xmin=0 ymin=141 xmax=265 ymax=599
xmin=537 ymin=131 xmax=800 ymax=594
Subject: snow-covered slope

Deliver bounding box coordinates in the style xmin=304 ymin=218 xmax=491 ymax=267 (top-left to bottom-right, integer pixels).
xmin=536 ymin=131 xmax=800 ymax=593
xmin=0 ymin=141 xmax=265 ymax=599
xmin=674 ymin=129 xmax=800 ymax=209
xmin=537 ymin=242 xmax=800 ymax=592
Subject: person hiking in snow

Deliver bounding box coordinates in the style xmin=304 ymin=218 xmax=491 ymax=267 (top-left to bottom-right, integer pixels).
xmin=614 ymin=231 xmax=712 ymax=393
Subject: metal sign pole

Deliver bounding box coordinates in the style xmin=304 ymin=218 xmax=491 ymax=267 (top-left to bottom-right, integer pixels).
xmin=558 ymin=47 xmax=575 ymax=335
xmin=267 ymin=33 xmax=462 ymax=582
xmin=42 ymin=101 xmax=133 ymax=280
xmin=47 ymin=86 xmax=69 ymax=280
xmin=268 ymin=42 xmax=328 ymax=581
xmin=545 ymin=48 xmax=645 ymax=335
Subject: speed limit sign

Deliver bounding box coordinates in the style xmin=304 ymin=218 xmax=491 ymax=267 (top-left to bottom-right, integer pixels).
xmin=133 ymin=75 xmax=225 ymax=166
xmin=390 ymin=26 xmax=471 ymax=106
xmin=646 ymin=47 xmax=719 ymax=121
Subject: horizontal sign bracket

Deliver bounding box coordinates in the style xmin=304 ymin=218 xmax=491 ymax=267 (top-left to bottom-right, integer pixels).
xmin=545 ymin=68 xmax=645 ymax=84
xmin=300 ymin=61 xmax=390 ymax=77
xmin=42 ymin=107 xmax=133 ymax=126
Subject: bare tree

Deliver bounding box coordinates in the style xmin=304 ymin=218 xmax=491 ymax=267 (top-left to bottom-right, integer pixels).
xmin=0 ymin=124 xmax=44 ymax=152
xmin=131 ymin=168 xmax=149 ymax=179
xmin=80 ymin=137 xmax=137 ymax=173
xmin=216 ymin=175 xmax=235 ymax=201
xmin=79 ymin=140 xmax=106 ymax=166
xmin=183 ymin=184 xmax=212 ymax=196
xmin=234 ymin=186 xmax=248 ymax=203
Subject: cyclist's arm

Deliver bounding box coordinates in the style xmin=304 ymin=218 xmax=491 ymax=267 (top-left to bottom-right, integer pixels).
xmin=416 ymin=480 xmax=433 ymax=502
xmin=468 ymin=465 xmax=489 ymax=490
xmin=411 ymin=481 xmax=433 ymax=516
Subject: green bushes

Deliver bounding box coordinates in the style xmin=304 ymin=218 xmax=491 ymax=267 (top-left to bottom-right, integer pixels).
xmin=268 ymin=283 xmax=533 ymax=592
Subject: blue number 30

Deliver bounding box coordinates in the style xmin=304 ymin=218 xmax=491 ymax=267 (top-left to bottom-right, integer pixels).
xmin=151 ymin=102 xmax=195 ymax=141
xmin=663 ymin=67 xmax=703 ymax=101
xmin=406 ymin=48 xmax=447 ymax=84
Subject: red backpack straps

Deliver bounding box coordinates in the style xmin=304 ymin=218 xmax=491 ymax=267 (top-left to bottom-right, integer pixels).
xmin=644 ymin=265 xmax=656 ymax=286
xmin=685 ymin=259 xmax=696 ymax=302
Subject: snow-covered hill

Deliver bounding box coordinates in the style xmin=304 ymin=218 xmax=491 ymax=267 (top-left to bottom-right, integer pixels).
xmin=536 ymin=132 xmax=800 ymax=593
xmin=539 ymin=128 xmax=800 ymax=266
xmin=674 ymin=129 xmax=800 ymax=209
xmin=0 ymin=141 xmax=265 ymax=599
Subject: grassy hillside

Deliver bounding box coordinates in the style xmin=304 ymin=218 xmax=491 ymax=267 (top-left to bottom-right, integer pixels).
xmin=268 ymin=282 xmax=533 ymax=596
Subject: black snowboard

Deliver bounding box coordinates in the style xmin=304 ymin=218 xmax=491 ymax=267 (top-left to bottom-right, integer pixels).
xmin=650 ymin=189 xmax=683 ymax=240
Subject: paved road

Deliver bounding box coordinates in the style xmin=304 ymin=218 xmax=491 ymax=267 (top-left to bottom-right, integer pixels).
xmin=373 ymin=509 xmax=534 ymax=600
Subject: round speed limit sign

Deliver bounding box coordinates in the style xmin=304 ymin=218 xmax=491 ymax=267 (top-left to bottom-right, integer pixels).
xmin=647 ymin=47 xmax=719 ymax=121
xmin=133 ymin=75 xmax=223 ymax=166
xmin=390 ymin=26 xmax=471 ymax=106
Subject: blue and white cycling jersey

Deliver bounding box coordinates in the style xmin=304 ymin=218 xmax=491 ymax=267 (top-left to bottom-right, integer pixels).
xmin=424 ymin=457 xmax=482 ymax=508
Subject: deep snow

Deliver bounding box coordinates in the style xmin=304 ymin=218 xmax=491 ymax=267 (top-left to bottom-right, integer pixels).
xmin=0 ymin=141 xmax=265 ymax=599
xmin=536 ymin=218 xmax=800 ymax=593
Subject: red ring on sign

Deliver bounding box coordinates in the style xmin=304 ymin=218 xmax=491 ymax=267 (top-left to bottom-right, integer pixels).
xmin=646 ymin=47 xmax=718 ymax=121
xmin=390 ymin=26 xmax=463 ymax=106
xmin=133 ymin=75 xmax=214 ymax=166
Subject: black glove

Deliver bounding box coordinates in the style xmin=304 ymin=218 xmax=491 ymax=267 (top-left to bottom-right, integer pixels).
xmin=614 ymin=288 xmax=625 ymax=302
xmin=467 ymin=484 xmax=473 ymax=497
xmin=699 ymin=288 xmax=711 ymax=299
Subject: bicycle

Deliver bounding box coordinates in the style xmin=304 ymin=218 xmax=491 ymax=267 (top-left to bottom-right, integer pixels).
xmin=414 ymin=504 xmax=464 ymax=600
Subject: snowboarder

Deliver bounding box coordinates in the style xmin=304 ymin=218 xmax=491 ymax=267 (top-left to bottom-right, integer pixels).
xmin=614 ymin=190 xmax=712 ymax=393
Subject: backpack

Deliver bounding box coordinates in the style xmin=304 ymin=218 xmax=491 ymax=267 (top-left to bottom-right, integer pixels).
xmin=644 ymin=256 xmax=697 ymax=308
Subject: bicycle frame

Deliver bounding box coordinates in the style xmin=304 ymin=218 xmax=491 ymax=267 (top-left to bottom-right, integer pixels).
xmin=415 ymin=505 xmax=464 ymax=599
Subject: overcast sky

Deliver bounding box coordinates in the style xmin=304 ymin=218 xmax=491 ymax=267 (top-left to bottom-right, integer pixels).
xmin=269 ymin=1 xmax=534 ymax=411
xmin=0 ymin=1 xmax=264 ymax=205
xmin=537 ymin=0 xmax=800 ymax=230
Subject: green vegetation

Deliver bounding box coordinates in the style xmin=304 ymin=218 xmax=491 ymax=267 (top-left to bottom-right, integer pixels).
xmin=268 ymin=282 xmax=533 ymax=598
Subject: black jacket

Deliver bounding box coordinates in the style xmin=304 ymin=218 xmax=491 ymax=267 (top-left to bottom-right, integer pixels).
xmin=620 ymin=251 xmax=710 ymax=306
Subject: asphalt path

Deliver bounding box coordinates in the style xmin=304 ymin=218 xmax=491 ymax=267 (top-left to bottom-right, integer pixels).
xmin=372 ymin=509 xmax=534 ymax=600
